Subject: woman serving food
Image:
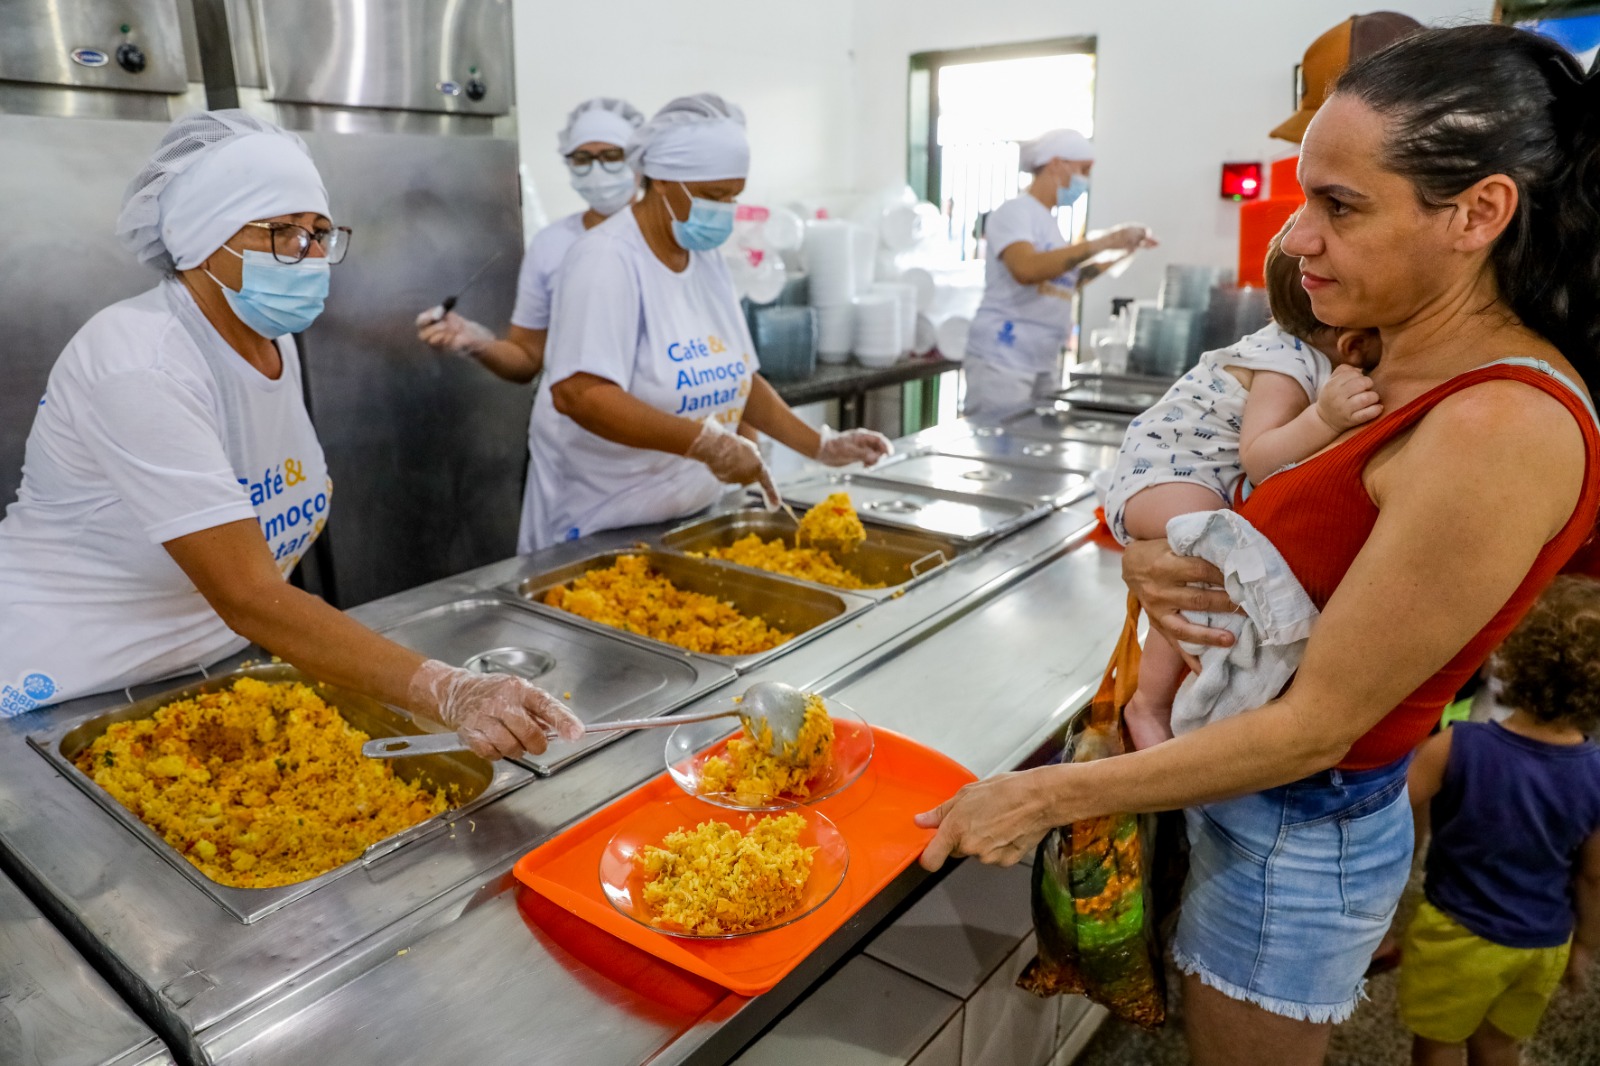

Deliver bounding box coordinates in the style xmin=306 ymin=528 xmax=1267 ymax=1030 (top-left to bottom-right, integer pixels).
xmin=0 ymin=110 xmax=579 ymax=761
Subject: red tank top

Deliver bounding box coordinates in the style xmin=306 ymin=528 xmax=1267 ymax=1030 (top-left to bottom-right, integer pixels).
xmin=1238 ymin=363 xmax=1600 ymax=770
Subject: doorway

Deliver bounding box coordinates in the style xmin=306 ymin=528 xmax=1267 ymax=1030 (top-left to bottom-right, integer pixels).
xmin=909 ymin=39 xmax=1098 ymax=262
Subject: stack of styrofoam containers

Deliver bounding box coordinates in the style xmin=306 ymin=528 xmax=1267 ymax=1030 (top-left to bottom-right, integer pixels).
xmin=852 ymin=293 xmax=902 ymax=368
xmin=900 ymin=261 xmax=986 ymax=362
xmin=803 ymin=219 xmax=860 ymax=364
xmin=870 ymin=281 xmax=918 ymax=358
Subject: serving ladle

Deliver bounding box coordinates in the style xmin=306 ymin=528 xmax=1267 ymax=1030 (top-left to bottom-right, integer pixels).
xmin=362 ymin=680 xmax=810 ymax=760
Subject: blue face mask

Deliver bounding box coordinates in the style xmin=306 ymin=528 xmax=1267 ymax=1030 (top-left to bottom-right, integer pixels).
xmin=668 ymin=184 xmax=737 ymax=251
xmin=1057 ymin=174 xmax=1090 ymax=208
xmin=206 ymin=247 xmax=330 ymax=338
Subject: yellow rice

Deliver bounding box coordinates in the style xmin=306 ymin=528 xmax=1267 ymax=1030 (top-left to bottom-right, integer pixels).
xmin=699 ymin=694 xmax=834 ymax=805
xmin=697 ymin=533 xmax=884 ymax=591
xmin=74 ymin=677 xmax=451 ymax=889
xmin=638 ymin=812 xmax=815 ymax=934
xmin=795 ymin=492 xmax=867 ymax=553
xmin=542 ymin=554 xmax=791 ymax=655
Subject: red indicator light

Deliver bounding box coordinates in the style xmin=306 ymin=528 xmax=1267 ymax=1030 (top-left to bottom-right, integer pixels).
xmin=1221 ymin=162 xmax=1264 ymax=201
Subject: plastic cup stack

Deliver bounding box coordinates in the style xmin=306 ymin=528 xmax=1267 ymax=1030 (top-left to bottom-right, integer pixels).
xmin=935 ymin=315 xmax=971 ymax=362
xmin=804 ymin=219 xmax=863 ymax=365
xmin=870 ymin=282 xmax=918 ymax=357
xmin=852 ymin=293 xmax=903 ymax=368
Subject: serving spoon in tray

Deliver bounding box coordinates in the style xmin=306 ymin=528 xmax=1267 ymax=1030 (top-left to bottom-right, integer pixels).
xmin=363 ymin=681 xmax=809 ymax=761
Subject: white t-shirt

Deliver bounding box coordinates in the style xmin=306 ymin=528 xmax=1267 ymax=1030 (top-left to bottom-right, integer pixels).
xmin=967 ymin=194 xmax=1080 ymax=373
xmin=521 ymin=209 xmax=758 ymax=551
xmin=0 ymin=280 xmax=330 ymax=712
xmin=509 ymin=212 xmax=587 ymax=331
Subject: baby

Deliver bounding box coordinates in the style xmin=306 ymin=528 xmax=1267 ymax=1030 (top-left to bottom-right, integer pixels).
xmin=1106 ymin=219 xmax=1382 ymax=750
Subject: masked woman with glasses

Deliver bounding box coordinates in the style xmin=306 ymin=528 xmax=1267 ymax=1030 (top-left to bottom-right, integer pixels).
xmin=521 ymin=92 xmax=892 ymax=550
xmin=416 ymin=97 xmax=645 ymax=383
xmin=0 ymin=110 xmax=581 ymax=760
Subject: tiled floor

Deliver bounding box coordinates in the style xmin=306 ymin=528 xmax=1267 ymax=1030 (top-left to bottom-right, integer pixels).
xmin=1074 ymin=878 xmax=1600 ymax=1066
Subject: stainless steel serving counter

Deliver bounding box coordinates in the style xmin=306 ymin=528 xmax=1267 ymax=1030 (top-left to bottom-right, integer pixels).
xmin=0 ymin=412 xmax=1134 ymax=1066
xmin=0 ymin=866 xmax=174 ymax=1066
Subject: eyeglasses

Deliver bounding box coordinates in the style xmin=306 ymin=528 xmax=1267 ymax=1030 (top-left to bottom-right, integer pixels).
xmin=566 ymin=147 xmax=628 ymax=176
xmin=243 ymin=221 xmax=353 ymax=265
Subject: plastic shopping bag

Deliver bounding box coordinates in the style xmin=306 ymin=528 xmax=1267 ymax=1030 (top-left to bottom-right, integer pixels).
xmin=1016 ymin=594 xmax=1167 ymax=1029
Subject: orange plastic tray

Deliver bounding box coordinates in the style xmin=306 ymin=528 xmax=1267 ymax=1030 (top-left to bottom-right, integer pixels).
xmin=513 ymin=725 xmax=977 ymax=996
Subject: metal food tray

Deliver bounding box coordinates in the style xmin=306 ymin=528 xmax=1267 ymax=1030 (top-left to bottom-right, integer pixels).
xmin=914 ymin=429 xmax=1116 ymax=474
xmin=981 ymin=404 xmax=1133 ymax=448
xmin=658 ymin=509 xmax=970 ymax=599
xmin=1052 ymin=369 xmax=1175 ymax=415
xmin=375 ymin=596 xmax=736 ymax=772
xmin=505 ymin=549 xmax=872 ymax=671
xmin=26 ymin=663 xmax=532 ymax=924
xmin=780 ymin=473 xmax=1047 ymax=543
xmin=868 ymin=452 xmax=1091 ymax=507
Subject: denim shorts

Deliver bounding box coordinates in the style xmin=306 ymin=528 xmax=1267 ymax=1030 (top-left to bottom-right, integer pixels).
xmin=1171 ymin=758 xmax=1413 ymax=1023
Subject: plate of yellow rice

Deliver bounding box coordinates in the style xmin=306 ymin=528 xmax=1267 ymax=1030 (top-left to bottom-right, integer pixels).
xmin=599 ymin=797 xmax=847 ymax=938
xmin=71 ymin=676 xmax=454 ymax=889
xmin=664 ymin=693 xmax=873 ymax=811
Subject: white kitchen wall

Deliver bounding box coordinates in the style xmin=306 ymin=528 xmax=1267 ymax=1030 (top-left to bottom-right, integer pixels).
xmin=850 ymin=0 xmax=1493 ymax=335
xmin=510 ymin=0 xmax=856 ymax=235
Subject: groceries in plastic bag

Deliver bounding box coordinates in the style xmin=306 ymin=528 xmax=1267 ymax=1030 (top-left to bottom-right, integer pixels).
xmin=1016 ymin=595 xmax=1167 ymax=1029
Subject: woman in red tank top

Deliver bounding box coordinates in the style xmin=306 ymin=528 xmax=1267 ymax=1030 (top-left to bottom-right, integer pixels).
xmin=916 ymin=25 xmax=1600 ymax=1064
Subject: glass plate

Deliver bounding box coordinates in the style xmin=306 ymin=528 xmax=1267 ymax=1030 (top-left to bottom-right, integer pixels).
xmin=598 ymin=796 xmax=848 ymax=939
xmin=663 ymin=695 xmax=874 ymax=812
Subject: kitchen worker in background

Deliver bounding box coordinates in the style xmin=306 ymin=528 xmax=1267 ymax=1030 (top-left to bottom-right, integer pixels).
xmin=962 ymin=128 xmax=1158 ymax=419
xmin=416 ymin=96 xmax=646 ymax=380
xmin=0 ymin=111 xmax=580 ymax=760
xmin=523 ymin=93 xmax=892 ymax=551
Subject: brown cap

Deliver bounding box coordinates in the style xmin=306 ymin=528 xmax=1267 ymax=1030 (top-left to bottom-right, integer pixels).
xmin=1271 ymin=12 xmax=1423 ymax=143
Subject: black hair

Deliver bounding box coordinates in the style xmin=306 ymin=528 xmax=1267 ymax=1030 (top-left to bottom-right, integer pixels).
xmin=1335 ymin=24 xmax=1600 ymax=392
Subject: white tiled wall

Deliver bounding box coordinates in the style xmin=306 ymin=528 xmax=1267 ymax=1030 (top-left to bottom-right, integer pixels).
xmin=731 ymin=955 xmax=961 ymax=1066
xmin=962 ymin=934 xmax=1058 ymax=1066
xmin=863 ymin=860 xmax=1034 ymax=998
xmin=736 ymin=860 xmax=1106 ymax=1066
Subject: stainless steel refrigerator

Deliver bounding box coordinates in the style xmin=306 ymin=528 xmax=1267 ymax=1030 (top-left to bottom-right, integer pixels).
xmin=0 ymin=0 xmax=209 ymax=513
xmin=193 ymin=0 xmax=531 ymax=607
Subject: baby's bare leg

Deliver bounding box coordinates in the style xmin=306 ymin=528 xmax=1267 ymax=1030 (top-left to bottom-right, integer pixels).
xmin=1121 ymin=481 xmax=1229 ymax=541
xmin=1119 ymin=482 xmax=1229 ymax=749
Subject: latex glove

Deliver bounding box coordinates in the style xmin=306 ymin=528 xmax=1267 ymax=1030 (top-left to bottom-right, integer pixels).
xmin=816 ymin=425 xmax=894 ymax=468
xmin=1102 ymin=224 xmax=1155 ymax=253
xmin=407 ymin=658 xmax=583 ymax=760
xmin=685 ymin=418 xmax=780 ymax=507
xmin=415 ymin=308 xmax=495 ymax=358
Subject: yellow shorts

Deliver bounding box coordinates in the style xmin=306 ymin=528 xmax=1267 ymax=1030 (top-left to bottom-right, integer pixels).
xmin=1398 ymin=899 xmax=1570 ymax=1043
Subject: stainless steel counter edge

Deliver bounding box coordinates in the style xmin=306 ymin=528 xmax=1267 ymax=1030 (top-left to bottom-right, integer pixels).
xmin=193 ymin=506 xmax=1130 ymax=1066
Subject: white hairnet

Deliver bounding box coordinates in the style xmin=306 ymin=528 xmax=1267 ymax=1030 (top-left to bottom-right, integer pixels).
xmin=117 ymin=109 xmax=330 ymax=273
xmin=627 ymin=93 xmax=750 ymax=182
xmin=558 ymin=97 xmax=645 ymax=156
xmin=1018 ymin=128 xmax=1095 ymax=173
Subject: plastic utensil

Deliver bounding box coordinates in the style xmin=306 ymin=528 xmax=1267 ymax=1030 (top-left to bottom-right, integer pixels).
xmin=422 ymin=250 xmax=505 ymax=325
xmin=364 ymin=680 xmax=810 ymax=759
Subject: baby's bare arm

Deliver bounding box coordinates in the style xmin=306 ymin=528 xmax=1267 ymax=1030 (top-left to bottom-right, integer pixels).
xmin=1238 ymin=370 xmax=1336 ymax=483
xmin=1239 ymin=366 xmax=1382 ymax=484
